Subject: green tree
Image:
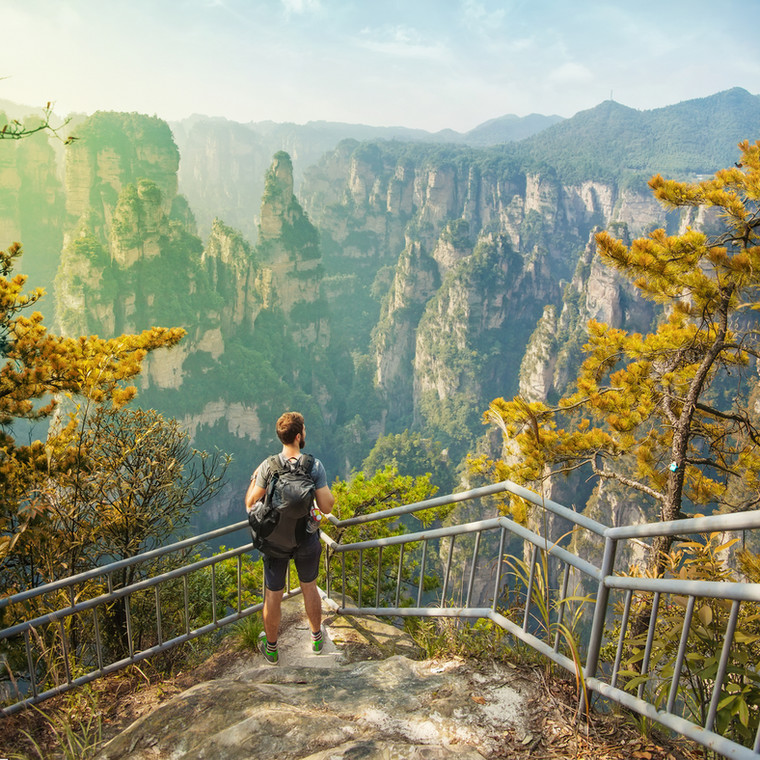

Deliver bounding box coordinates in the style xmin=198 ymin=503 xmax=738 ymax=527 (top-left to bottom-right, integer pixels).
xmin=481 ymin=140 xmax=760 ymax=571
xmin=363 ymin=429 xmax=456 ymax=494
xmin=320 ymin=466 xmax=443 ymax=604
xmin=0 ymin=243 xmax=185 ymax=567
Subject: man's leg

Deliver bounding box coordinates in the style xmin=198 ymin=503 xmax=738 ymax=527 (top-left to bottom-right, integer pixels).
xmin=294 ymin=535 xmax=323 ymax=640
xmin=261 ymin=554 xmax=288 ymax=657
xmin=300 ymin=579 xmax=322 ymax=633
xmin=263 ymin=585 xmax=285 ymax=643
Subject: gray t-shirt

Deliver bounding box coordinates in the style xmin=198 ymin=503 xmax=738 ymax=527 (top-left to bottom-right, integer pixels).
xmin=253 ymin=453 xmax=327 ymax=490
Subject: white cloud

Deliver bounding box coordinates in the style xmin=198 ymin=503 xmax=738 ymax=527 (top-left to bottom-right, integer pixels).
xmin=357 ymin=25 xmax=448 ymax=62
xmin=461 ymin=0 xmax=505 ymax=27
xmin=547 ymin=62 xmax=594 ymax=85
xmin=281 ymin=0 xmax=321 ymax=15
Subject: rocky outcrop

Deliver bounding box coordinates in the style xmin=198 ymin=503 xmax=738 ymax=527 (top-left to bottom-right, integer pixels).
xmin=298 ymin=140 xmax=670 ymax=455
xmin=203 ymin=218 xmax=260 ymax=331
xmin=514 ymin=229 xmax=658 ymax=409
xmin=412 ymin=233 xmax=546 ymax=443
xmin=95 ymin=600 xmax=535 ymax=760
xmin=256 ymin=152 xmax=327 ymax=347
xmin=179 ymin=400 xmax=262 ymax=441
xmin=518 ymin=305 xmax=558 ymax=402
xmin=110 ymin=180 xmax=165 ymax=268
xmin=65 ymin=112 xmax=179 ymax=243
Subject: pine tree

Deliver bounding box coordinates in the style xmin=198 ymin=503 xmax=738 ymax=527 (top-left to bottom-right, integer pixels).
xmin=483 ymin=140 xmax=760 ymax=571
xmin=0 ymin=243 xmax=185 ymax=565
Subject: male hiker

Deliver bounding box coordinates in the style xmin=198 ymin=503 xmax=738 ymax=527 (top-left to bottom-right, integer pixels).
xmin=245 ymin=411 xmax=335 ymax=664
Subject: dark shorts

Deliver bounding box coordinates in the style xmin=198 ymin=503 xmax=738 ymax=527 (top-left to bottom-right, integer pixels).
xmin=262 ymin=532 xmax=322 ymax=592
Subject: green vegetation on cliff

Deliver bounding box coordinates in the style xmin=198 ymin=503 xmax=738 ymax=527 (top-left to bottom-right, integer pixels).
xmin=73 ymin=111 xmax=178 ymax=165
xmin=515 ymin=88 xmax=760 ymax=182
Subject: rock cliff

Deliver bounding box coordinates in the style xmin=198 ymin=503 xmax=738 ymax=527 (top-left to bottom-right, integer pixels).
xmin=298 ymin=140 xmax=672 ymax=461
xmin=53 ymin=114 xmax=334 ymax=526
xmin=8 ymin=95 xmax=748 ymax=531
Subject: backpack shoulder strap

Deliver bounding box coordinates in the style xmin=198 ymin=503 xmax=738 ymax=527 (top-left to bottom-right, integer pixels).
xmin=267 ymin=454 xmax=285 ymax=472
xmin=298 ymin=454 xmax=315 ymax=478
xmin=263 ymin=455 xmax=284 ymax=498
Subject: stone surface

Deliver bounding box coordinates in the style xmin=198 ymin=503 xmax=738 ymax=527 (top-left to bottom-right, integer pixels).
xmin=95 ymin=598 xmax=535 ymax=760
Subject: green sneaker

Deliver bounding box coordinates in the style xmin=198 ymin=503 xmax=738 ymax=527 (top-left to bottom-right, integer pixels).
xmin=258 ymin=632 xmax=279 ymax=665
xmin=311 ymin=631 xmax=324 ymax=654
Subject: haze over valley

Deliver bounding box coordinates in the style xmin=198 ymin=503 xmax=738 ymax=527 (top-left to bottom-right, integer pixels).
xmin=2 ymin=84 xmax=759 ymax=535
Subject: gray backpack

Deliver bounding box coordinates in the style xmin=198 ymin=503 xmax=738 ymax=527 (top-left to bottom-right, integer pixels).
xmin=248 ymin=454 xmax=316 ymax=557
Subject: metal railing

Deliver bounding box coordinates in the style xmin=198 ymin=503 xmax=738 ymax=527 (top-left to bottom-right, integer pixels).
xmin=0 ymin=520 xmax=264 ymax=716
xmin=2 ymin=479 xmax=760 ymax=760
xmin=321 ymin=482 xmax=760 ymax=760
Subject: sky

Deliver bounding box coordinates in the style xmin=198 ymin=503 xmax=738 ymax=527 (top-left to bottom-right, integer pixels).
xmin=2 ymin=0 xmax=759 ymax=134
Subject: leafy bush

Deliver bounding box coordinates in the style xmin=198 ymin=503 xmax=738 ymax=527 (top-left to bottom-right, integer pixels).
xmin=613 ymin=534 xmax=760 ymax=747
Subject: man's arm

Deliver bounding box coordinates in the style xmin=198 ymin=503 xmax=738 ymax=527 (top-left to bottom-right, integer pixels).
xmin=245 ymin=479 xmax=266 ymax=512
xmin=314 ymin=485 xmax=335 ymax=515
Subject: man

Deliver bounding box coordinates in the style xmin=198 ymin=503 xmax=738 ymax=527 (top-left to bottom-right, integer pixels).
xmin=245 ymin=411 xmax=335 ymax=665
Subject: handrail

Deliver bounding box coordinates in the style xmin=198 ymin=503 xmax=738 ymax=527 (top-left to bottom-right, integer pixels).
xmin=605 ymin=508 xmax=760 ymax=539
xmin=0 ymin=519 xmax=249 ymax=610
xmin=0 ymin=543 xmax=254 ymax=640
xmin=322 ymin=514 xmax=602 ymax=581
xmin=605 ymin=575 xmax=760 ymax=602
xmin=325 ymin=478 xmax=608 ymax=536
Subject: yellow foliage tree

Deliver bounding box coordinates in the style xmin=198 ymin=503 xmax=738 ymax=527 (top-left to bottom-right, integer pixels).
xmin=0 ymin=243 xmax=185 ymax=564
xmin=482 ymin=140 xmax=760 ymax=569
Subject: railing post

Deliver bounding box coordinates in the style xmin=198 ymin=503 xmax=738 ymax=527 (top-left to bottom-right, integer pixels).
xmin=375 ymin=546 xmax=383 ymax=607
xmin=24 ymin=629 xmax=37 ymax=698
xmin=93 ymin=608 xmax=104 ymax=672
xmin=523 ymin=545 xmax=538 ymax=632
xmin=638 ymin=592 xmax=661 ymax=702
xmin=237 ymin=555 xmax=242 ymax=615
xmin=583 ymin=535 xmax=617 ymax=694
xmin=611 ymin=589 xmax=633 ymax=688
xmin=125 ymin=596 xmax=134 ymax=659
xmin=492 ymin=527 xmax=506 ymax=612
xmin=358 ymin=549 xmax=364 ymax=608
xmin=417 ymin=540 xmax=428 ymax=608
xmin=441 ymin=535 xmax=455 ymax=608
xmin=183 ymin=575 xmax=190 ymax=636
xmin=705 ymin=599 xmax=741 ymax=732
xmin=155 ymin=586 xmax=163 ymax=646
xmin=59 ymin=618 xmax=72 ymax=685
xmin=395 ymin=545 xmax=405 ymax=608
xmin=465 ymin=533 xmax=481 ymax=609
xmin=211 ymin=564 xmax=218 ymax=625
xmin=341 ymin=552 xmax=346 ymax=609
xmin=553 ymin=563 xmax=571 ymax=653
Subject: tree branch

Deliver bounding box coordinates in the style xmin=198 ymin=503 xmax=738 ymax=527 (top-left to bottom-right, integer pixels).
xmin=591 ymin=460 xmax=665 ymax=503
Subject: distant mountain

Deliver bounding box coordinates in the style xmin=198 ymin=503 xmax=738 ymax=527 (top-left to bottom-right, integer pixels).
xmin=463 ymin=113 xmax=564 ymax=146
xmin=171 ymin=112 xmax=559 ymax=240
xmin=515 ymin=87 xmax=760 ymax=182
xmin=242 ymin=113 xmax=561 ymax=148
xmin=0 ymin=97 xmax=46 ymax=121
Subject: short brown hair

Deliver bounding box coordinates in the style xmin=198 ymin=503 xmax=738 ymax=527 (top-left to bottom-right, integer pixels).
xmin=276 ymin=411 xmax=304 ymax=445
